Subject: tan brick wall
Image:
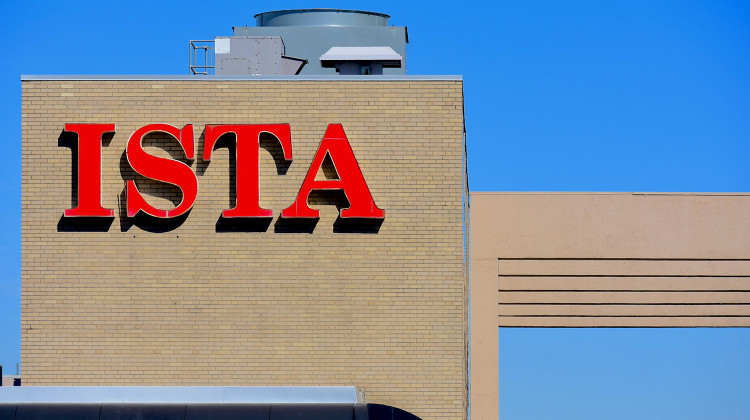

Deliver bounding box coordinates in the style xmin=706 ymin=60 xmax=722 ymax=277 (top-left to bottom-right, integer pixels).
xmin=21 ymin=79 xmax=466 ymax=420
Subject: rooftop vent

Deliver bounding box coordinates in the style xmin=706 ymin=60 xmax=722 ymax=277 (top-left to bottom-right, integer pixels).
xmin=320 ymin=47 xmax=403 ymax=75
xmin=255 ymin=9 xmax=390 ymax=27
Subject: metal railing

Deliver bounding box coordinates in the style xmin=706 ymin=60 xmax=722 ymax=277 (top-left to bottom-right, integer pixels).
xmin=189 ymin=40 xmax=215 ymax=75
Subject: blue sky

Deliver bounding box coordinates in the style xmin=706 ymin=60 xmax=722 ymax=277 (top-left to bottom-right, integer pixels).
xmin=1 ymin=0 xmax=749 ymax=418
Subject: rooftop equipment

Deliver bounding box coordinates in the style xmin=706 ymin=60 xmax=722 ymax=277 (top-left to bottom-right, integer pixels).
xmin=190 ymin=9 xmax=408 ymax=76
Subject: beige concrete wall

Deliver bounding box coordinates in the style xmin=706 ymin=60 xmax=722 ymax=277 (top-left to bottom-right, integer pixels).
xmin=469 ymin=195 xmax=500 ymax=420
xmin=22 ymin=79 xmax=467 ymax=420
xmin=1 ymin=377 xmax=20 ymax=387
xmin=470 ymin=192 xmax=750 ymax=420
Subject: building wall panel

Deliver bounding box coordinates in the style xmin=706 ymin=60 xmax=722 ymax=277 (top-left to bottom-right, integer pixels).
xmin=499 ymin=258 xmax=750 ymax=276
xmin=22 ymin=79 xmax=467 ymax=420
xmin=469 ymin=192 xmax=750 ymax=420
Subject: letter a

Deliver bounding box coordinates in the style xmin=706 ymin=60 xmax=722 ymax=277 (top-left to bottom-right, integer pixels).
xmin=282 ymin=124 xmax=384 ymax=219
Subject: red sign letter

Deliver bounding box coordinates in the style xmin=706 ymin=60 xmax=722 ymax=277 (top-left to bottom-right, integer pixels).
xmin=282 ymin=124 xmax=384 ymax=219
xmin=126 ymin=124 xmax=197 ymax=218
xmin=204 ymin=124 xmax=292 ymax=218
xmin=63 ymin=123 xmax=115 ymax=217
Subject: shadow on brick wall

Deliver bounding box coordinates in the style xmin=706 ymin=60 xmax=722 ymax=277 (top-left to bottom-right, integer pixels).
xmin=333 ymin=217 xmax=384 ymax=234
xmin=216 ymin=216 xmax=273 ymax=232
xmin=273 ymin=217 xmax=319 ymax=233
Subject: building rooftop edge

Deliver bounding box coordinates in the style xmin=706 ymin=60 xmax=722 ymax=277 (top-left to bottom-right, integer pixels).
xmin=470 ymin=191 xmax=750 ymax=196
xmin=21 ymin=75 xmax=462 ymax=81
xmin=0 ymin=386 xmax=359 ymax=404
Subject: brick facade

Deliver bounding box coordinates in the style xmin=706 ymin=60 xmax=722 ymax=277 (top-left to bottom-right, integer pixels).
xmin=21 ymin=78 xmax=467 ymax=420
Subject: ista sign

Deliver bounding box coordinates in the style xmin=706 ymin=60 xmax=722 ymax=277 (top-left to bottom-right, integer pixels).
xmin=63 ymin=123 xmax=385 ymax=220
